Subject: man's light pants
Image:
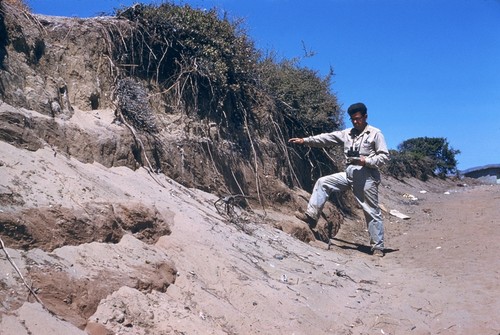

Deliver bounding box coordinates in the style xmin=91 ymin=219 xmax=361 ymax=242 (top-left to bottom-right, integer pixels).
xmin=305 ymin=165 xmax=385 ymax=251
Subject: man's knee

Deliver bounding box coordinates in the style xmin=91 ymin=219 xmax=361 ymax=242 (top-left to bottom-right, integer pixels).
xmin=316 ymin=175 xmax=330 ymax=185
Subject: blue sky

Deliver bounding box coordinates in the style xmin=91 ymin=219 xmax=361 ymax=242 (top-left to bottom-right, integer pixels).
xmin=27 ymin=0 xmax=500 ymax=170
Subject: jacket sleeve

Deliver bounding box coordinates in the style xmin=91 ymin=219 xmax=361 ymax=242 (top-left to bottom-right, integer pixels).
xmin=364 ymin=131 xmax=389 ymax=168
xmin=303 ymin=131 xmax=345 ymax=148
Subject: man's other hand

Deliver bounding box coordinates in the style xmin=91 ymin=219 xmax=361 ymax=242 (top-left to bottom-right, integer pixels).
xmin=347 ymin=156 xmax=366 ymax=166
xmin=288 ymin=138 xmax=304 ymax=145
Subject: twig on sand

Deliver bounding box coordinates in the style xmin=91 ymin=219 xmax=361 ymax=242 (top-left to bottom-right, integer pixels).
xmin=214 ymin=194 xmax=255 ymax=216
xmin=334 ymin=269 xmax=356 ymax=283
xmin=0 ymin=237 xmax=52 ymax=314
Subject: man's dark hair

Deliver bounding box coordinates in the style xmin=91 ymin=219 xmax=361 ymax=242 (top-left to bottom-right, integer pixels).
xmin=347 ymin=102 xmax=367 ymax=116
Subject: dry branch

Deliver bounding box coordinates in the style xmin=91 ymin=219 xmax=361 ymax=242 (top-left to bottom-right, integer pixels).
xmin=0 ymin=237 xmax=51 ymax=313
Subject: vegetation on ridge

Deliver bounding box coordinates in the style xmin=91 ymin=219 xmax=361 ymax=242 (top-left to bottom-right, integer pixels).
xmin=114 ymin=2 xmax=340 ymax=136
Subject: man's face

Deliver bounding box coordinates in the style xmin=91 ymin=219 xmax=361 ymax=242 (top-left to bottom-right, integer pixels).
xmin=350 ymin=112 xmax=367 ymax=131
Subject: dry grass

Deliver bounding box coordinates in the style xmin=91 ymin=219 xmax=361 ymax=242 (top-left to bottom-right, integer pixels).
xmin=2 ymin=0 xmax=30 ymax=12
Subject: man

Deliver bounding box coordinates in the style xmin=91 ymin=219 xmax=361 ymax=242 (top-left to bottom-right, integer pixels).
xmin=288 ymin=102 xmax=389 ymax=257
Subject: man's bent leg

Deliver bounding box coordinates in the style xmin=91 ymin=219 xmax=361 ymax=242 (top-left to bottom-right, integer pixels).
xmin=306 ymin=172 xmax=349 ymax=221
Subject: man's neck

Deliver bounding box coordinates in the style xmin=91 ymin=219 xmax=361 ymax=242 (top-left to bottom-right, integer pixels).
xmin=352 ymin=124 xmax=368 ymax=134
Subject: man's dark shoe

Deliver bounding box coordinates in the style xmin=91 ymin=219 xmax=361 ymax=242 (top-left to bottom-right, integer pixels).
xmin=294 ymin=211 xmax=317 ymax=228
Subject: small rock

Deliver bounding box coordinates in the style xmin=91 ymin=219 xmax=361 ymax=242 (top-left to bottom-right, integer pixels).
xmin=116 ymin=314 xmax=125 ymax=324
xmin=389 ymin=209 xmax=411 ymax=220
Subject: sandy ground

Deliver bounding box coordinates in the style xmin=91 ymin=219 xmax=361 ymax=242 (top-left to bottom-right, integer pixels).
xmin=336 ymin=179 xmax=500 ymax=334
xmin=1 ymin=107 xmax=499 ymax=335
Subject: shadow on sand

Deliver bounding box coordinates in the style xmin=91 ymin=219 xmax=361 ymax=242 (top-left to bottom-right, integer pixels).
xmin=331 ymin=237 xmax=399 ymax=256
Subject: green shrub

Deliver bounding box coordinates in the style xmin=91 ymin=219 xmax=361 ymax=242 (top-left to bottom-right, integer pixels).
xmin=383 ymin=150 xmax=434 ymax=181
xmin=383 ymin=137 xmax=460 ymax=179
xmin=398 ymin=137 xmax=460 ymax=177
